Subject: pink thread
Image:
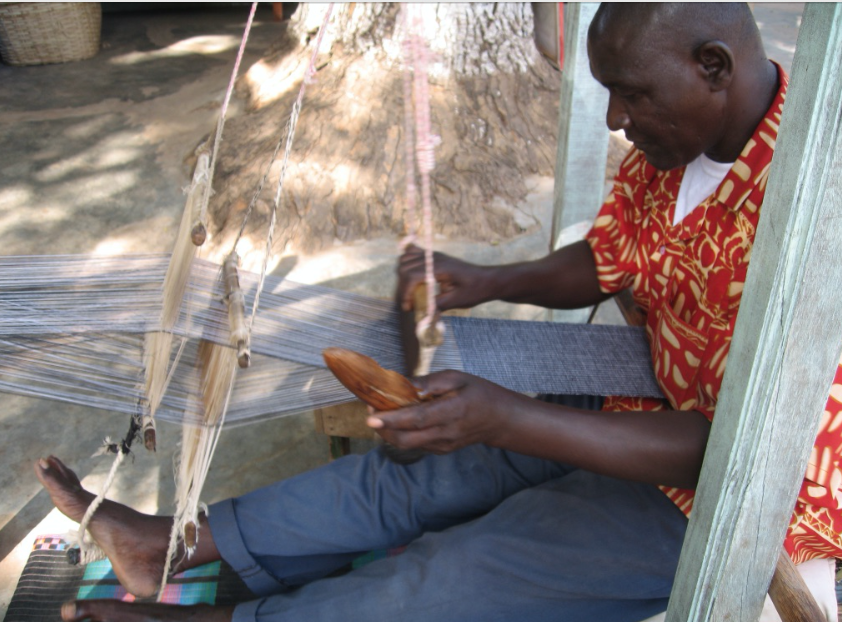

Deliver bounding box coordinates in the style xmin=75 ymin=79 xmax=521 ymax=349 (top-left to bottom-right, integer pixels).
xmin=400 ymin=6 xmax=418 ymax=248
xmin=404 ymin=5 xmax=440 ymax=330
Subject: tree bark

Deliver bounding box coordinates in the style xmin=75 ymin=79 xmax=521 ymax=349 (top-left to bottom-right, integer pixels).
xmin=205 ymin=3 xmax=562 ymax=262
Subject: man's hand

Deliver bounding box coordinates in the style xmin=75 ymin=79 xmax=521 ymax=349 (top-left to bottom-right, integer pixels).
xmin=398 ymin=245 xmax=494 ymax=313
xmin=398 ymin=241 xmax=610 ymax=313
xmin=368 ymin=370 xmax=711 ymax=489
xmin=367 ymin=370 xmax=516 ymax=455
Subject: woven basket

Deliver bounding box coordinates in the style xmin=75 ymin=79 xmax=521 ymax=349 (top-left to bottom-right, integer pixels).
xmin=0 ymin=3 xmax=101 ymax=66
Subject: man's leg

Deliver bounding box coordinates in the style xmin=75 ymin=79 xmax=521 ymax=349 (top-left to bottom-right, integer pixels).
xmin=40 ymin=445 xmax=574 ymax=622
xmin=208 ymin=442 xmax=575 ymax=594
xmin=34 ymin=456 xmax=218 ymax=599
xmin=230 ymin=469 xmax=688 ymax=622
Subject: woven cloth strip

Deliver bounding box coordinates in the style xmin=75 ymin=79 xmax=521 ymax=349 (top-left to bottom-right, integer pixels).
xmin=447 ymin=317 xmax=663 ymax=398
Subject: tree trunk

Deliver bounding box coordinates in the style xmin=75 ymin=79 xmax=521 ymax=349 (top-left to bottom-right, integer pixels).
xmin=205 ymin=3 xmax=562 ymax=263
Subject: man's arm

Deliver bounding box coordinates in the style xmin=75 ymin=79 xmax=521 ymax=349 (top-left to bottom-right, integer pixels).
xmin=398 ymin=239 xmax=613 ymax=313
xmin=369 ymin=371 xmax=711 ymax=489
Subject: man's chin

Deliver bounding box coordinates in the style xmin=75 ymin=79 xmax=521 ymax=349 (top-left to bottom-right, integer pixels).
xmin=641 ymin=150 xmax=685 ymax=172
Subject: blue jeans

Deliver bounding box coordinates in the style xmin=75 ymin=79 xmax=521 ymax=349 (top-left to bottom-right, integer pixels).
xmin=208 ymin=398 xmax=688 ymax=621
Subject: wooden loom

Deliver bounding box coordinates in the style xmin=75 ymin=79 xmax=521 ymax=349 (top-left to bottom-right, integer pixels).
xmin=2 ymin=4 xmax=839 ymax=620
xmin=0 ymin=1 xmax=467 ymax=592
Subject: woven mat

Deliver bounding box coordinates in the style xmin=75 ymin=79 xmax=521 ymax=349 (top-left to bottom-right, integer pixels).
xmin=3 ymin=536 xmax=253 ymax=622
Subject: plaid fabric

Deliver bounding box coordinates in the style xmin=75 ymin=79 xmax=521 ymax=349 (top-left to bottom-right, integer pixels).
xmin=4 ymin=536 xmax=252 ymax=622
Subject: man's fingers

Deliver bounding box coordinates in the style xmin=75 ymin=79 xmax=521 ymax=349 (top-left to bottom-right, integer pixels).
xmin=62 ymin=600 xmax=100 ymax=622
xmin=397 ymin=255 xmax=428 ymax=311
xmin=400 ymin=279 xmax=426 ymax=311
xmin=378 ymin=427 xmax=451 ymax=453
xmin=366 ymin=375 xmax=463 ymax=428
xmin=368 ymin=406 xmax=429 ymax=431
xmin=367 ymin=399 xmax=452 ymax=432
xmin=411 ymin=370 xmax=465 ymax=398
xmin=399 ymin=242 xmax=422 ymax=258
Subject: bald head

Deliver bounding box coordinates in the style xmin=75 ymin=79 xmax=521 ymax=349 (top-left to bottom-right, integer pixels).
xmin=590 ymin=3 xmax=764 ymax=61
xmin=587 ymin=3 xmax=777 ymax=170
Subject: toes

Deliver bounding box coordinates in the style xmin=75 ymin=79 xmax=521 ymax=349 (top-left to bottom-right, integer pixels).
xmin=34 ymin=458 xmax=52 ymax=484
xmin=47 ymin=455 xmax=68 ymax=475
xmin=35 ymin=456 xmax=81 ymax=490
xmin=61 ymin=601 xmax=85 ymax=622
xmin=62 ymin=600 xmax=117 ymax=622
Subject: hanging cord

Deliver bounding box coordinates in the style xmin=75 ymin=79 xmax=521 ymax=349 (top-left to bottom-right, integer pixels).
xmin=400 ymin=7 xmax=419 ymax=245
xmin=245 ymin=4 xmax=334 ymax=334
xmin=222 ymin=4 xmax=334 ymax=372
xmin=404 ymin=4 xmax=444 ymax=376
xmin=150 ymin=3 xmax=262 ymax=595
xmin=142 ymin=3 xmax=256 ymax=452
xmin=67 ymin=413 xmax=142 ymax=566
xmin=158 ymin=353 xmax=237 ymax=598
xmin=195 ymin=2 xmax=259 ymax=241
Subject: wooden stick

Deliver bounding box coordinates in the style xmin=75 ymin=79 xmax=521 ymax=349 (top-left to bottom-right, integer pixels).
xmin=398 ymin=282 xmax=444 ymax=377
xmin=768 ymin=548 xmax=826 ymax=622
xmin=398 ymin=286 xmax=421 ymax=376
xmin=222 ymin=252 xmax=251 ymax=369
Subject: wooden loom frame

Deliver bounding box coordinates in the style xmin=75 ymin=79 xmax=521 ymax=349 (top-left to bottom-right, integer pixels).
xmin=553 ymin=4 xmax=842 ymax=621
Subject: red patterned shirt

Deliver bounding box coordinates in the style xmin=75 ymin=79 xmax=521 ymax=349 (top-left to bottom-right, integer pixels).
xmin=586 ymin=64 xmax=842 ymax=562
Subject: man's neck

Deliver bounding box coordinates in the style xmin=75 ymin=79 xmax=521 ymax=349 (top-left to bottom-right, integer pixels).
xmin=707 ymin=59 xmax=780 ymax=163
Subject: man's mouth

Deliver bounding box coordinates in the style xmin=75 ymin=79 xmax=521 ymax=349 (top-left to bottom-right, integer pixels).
xmin=627 ymin=135 xmax=649 ymax=151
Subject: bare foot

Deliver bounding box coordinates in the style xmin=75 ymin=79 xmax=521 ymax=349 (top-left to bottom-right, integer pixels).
xmin=34 ymin=456 xmax=209 ymax=598
xmin=61 ymin=600 xmax=234 ymax=622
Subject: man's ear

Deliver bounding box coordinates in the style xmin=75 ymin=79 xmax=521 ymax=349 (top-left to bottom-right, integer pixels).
xmin=694 ymin=40 xmax=734 ymax=92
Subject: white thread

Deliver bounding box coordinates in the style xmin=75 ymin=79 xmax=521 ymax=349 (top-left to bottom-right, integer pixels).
xmin=247 ymin=3 xmax=335 ymax=334
xmin=73 ymin=448 xmax=125 ymax=565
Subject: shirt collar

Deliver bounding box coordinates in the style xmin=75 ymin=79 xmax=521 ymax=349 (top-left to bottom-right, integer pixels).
xmin=713 ymin=62 xmax=789 ymax=213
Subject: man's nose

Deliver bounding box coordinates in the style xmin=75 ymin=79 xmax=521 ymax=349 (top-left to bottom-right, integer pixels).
xmin=606 ymin=95 xmax=631 ymax=132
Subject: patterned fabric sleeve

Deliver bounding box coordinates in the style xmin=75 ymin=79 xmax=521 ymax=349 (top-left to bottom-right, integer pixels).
xmin=586 ymin=149 xmax=649 ymax=297
xmin=786 ymin=355 xmax=842 ymax=563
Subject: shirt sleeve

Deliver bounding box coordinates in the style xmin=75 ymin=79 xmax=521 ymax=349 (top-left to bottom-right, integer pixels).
xmin=585 ymin=149 xmax=647 ymax=295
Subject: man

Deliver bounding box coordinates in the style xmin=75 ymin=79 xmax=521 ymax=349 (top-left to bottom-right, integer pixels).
xmin=35 ymin=4 xmax=839 ymax=621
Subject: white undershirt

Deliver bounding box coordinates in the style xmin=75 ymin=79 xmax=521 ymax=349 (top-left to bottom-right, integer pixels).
xmin=673 ymin=154 xmax=734 ymax=225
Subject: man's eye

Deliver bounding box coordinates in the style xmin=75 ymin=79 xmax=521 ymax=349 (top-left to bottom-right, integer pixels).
xmin=616 ymin=89 xmax=640 ymax=101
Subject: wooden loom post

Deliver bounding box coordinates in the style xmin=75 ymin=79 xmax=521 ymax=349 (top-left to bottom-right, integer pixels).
xmin=664 ymin=4 xmax=842 ymax=620
xmin=549 ymin=2 xmax=608 ymax=325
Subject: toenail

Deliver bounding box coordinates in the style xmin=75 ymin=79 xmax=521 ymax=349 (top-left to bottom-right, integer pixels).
xmin=39 ymin=458 xmax=49 ymax=470
xmin=61 ymin=601 xmax=76 ymax=618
